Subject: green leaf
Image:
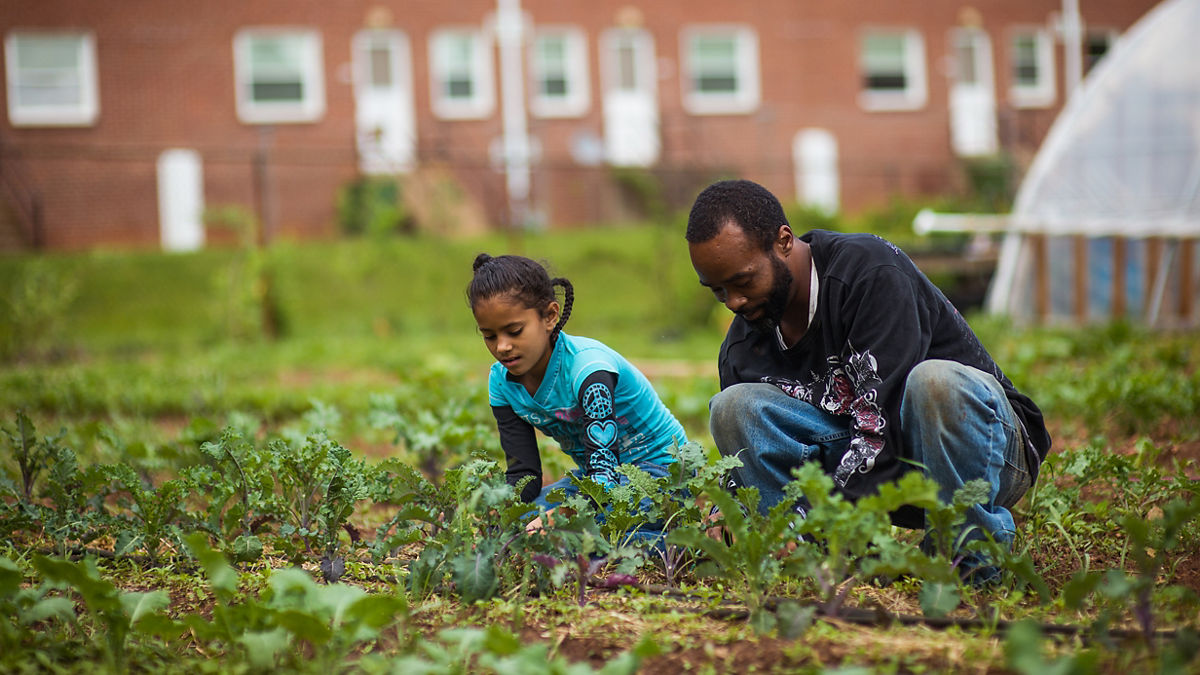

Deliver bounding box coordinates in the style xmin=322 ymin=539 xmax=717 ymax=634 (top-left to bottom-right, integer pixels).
xmin=596 ymin=651 xmax=642 ymax=675
xmin=232 ymin=534 xmax=263 ymax=563
xmin=238 ymin=628 xmax=290 ymax=670
xmin=342 ymin=593 xmax=407 ymax=636
xmin=1002 ymin=552 xmax=1051 ymax=602
xmin=665 ymin=527 xmax=732 ymax=571
xmin=919 ymin=581 xmax=960 ymax=618
xmin=184 ymin=533 xmax=238 ymax=598
xmin=0 ymin=556 xmax=21 ymax=596
xmin=33 ymin=556 xmax=121 ymax=615
xmin=1062 ymin=571 xmax=1102 ymax=610
xmin=482 ymin=623 xmax=523 ymax=656
xmin=748 ymin=607 xmax=777 ymax=635
xmin=119 ymin=590 xmax=169 ymax=626
xmin=274 ymin=608 xmax=334 ymax=645
xmin=863 ymin=471 xmax=941 ymax=513
xmin=25 ymin=596 xmax=77 ymax=624
xmin=774 ymin=601 xmax=815 ymax=639
xmin=630 ymin=635 xmax=662 ymax=659
xmin=132 ymin=613 xmax=187 ymax=641
xmin=451 ymin=548 xmax=498 ymax=603
xmin=1098 ymin=569 xmax=1134 ymax=600
xmin=1003 ymin=619 xmax=1081 ymax=675
xmin=953 ymin=479 xmax=992 ymax=508
xmin=315 ymin=582 xmax=366 ymax=628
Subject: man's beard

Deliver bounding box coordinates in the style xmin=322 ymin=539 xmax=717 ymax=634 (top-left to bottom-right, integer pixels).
xmin=745 ymin=255 xmax=793 ymax=334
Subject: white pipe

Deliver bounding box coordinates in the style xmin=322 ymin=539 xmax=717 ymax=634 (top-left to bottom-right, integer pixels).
xmin=1062 ymin=0 xmax=1083 ymax=97
xmin=495 ymin=0 xmax=531 ymax=227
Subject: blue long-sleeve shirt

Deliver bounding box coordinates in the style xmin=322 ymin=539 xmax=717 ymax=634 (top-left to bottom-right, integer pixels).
xmin=489 ymin=332 xmax=687 ymax=502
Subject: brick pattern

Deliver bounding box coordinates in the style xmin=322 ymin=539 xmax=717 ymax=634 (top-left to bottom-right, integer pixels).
xmin=0 ymin=0 xmax=1159 ymax=250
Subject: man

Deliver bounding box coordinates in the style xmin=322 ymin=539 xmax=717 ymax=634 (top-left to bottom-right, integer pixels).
xmin=686 ymin=179 xmax=1051 ymax=572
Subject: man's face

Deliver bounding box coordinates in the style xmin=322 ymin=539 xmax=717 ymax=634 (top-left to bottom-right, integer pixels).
xmin=689 ymin=222 xmax=794 ymax=333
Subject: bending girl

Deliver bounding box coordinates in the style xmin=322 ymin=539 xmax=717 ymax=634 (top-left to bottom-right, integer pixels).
xmin=467 ymin=253 xmax=688 ymax=531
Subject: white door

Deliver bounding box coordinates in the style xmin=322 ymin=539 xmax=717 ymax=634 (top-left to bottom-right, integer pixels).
xmin=793 ymin=128 xmax=839 ymax=214
xmin=353 ymin=30 xmax=415 ymax=174
xmin=949 ymin=28 xmax=998 ymax=156
xmin=157 ymin=148 xmax=205 ymax=252
xmin=601 ymin=28 xmax=658 ymax=167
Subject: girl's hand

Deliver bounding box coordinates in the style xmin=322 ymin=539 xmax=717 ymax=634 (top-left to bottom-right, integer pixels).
xmin=526 ymin=509 xmax=555 ymax=534
xmin=705 ymin=505 xmax=733 ymax=545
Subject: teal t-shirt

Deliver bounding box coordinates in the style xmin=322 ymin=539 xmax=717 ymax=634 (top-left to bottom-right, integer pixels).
xmin=488 ymin=332 xmax=687 ymax=470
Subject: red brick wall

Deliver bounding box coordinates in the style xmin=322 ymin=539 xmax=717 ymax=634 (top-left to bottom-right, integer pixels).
xmin=0 ymin=0 xmax=1161 ymax=249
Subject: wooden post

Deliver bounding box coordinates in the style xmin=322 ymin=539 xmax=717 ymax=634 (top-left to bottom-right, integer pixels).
xmin=1112 ymin=237 xmax=1126 ymax=319
xmin=254 ymin=126 xmax=275 ymax=246
xmin=1144 ymin=237 xmax=1163 ymax=321
xmin=1072 ymin=235 xmax=1088 ymax=323
xmin=1032 ymin=234 xmax=1049 ymax=321
xmin=1180 ymin=238 xmax=1195 ymax=322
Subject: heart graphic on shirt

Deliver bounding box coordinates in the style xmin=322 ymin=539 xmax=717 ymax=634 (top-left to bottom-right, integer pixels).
xmin=586 ymin=420 xmax=617 ymax=448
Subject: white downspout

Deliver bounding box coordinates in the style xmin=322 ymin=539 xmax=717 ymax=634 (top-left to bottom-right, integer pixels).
xmin=1062 ymin=0 xmax=1083 ymax=97
xmin=495 ymin=0 xmax=531 ymax=228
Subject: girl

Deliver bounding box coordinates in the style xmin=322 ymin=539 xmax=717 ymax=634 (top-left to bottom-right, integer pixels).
xmin=466 ymin=253 xmax=688 ymax=529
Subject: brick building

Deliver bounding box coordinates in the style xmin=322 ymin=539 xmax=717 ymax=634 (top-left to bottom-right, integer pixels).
xmin=0 ymin=0 xmax=1159 ymax=250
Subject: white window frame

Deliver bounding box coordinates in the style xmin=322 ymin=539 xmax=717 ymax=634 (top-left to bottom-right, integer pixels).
xmin=1009 ymin=27 xmax=1055 ymax=109
xmin=428 ymin=27 xmax=495 ymax=120
xmin=233 ymin=28 xmax=325 ymax=124
xmin=680 ymin=24 xmax=760 ymax=115
xmin=858 ymin=28 xmax=927 ymax=112
xmin=529 ymin=26 xmax=589 ymax=118
xmin=5 ymin=31 xmax=99 ymax=127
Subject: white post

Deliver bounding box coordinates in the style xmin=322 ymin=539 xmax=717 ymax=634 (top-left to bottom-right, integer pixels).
xmin=495 ymin=0 xmax=531 ymax=228
xmin=1062 ymin=0 xmax=1083 ymax=97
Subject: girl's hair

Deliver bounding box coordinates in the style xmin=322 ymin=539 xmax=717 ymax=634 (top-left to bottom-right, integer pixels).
xmin=467 ymin=253 xmax=574 ymax=339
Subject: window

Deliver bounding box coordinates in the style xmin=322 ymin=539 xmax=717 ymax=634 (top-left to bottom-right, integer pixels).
xmin=858 ymin=29 xmax=927 ymax=111
xmin=529 ymin=28 xmax=589 ymax=118
xmin=429 ymin=28 xmax=494 ymax=120
xmin=5 ymin=31 xmax=98 ymax=126
xmin=366 ymin=42 xmax=394 ymax=89
xmin=233 ymin=29 xmax=325 ymax=124
xmin=1009 ymin=28 xmax=1055 ymax=108
xmin=680 ymin=25 xmax=760 ymax=114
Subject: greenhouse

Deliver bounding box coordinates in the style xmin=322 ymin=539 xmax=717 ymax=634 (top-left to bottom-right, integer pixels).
xmin=920 ymin=0 xmax=1200 ymax=326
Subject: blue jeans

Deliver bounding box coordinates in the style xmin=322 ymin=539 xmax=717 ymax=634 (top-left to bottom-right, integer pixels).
xmin=708 ymin=360 xmax=1032 ymax=547
xmin=534 ymin=462 xmax=673 ymax=547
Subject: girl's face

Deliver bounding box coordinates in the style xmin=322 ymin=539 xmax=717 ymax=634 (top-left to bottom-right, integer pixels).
xmin=473 ymin=293 xmax=560 ymax=392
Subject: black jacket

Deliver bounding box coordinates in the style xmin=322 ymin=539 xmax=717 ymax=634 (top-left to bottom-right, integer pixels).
xmin=718 ymin=230 xmax=1051 ymax=512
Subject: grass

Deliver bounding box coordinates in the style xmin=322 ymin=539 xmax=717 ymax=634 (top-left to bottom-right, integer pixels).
xmin=1 ymin=223 xmax=719 ymax=360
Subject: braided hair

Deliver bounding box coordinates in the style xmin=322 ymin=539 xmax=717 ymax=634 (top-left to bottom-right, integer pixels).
xmin=467 ymin=253 xmax=574 ymax=340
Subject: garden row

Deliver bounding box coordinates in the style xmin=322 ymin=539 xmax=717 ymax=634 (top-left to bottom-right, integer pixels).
xmin=3 ymin=407 xmax=1199 ymax=671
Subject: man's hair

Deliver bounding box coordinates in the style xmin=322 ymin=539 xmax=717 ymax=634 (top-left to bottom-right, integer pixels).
xmin=685 ymin=179 xmax=789 ymax=251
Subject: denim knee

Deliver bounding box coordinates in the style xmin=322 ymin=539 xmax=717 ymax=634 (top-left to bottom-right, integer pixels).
xmin=710 ymin=383 xmax=766 ymax=421
xmin=709 ymin=383 xmax=778 ymax=454
xmin=904 ymin=360 xmax=976 ymax=412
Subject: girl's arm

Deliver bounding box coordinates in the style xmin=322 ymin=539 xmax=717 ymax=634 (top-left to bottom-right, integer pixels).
xmin=577 ymin=370 xmax=621 ymax=488
xmin=491 ymin=405 xmax=542 ymax=503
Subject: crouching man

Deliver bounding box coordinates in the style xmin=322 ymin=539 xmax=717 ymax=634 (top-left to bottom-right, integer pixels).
xmin=685 ymin=179 xmax=1051 ymax=581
